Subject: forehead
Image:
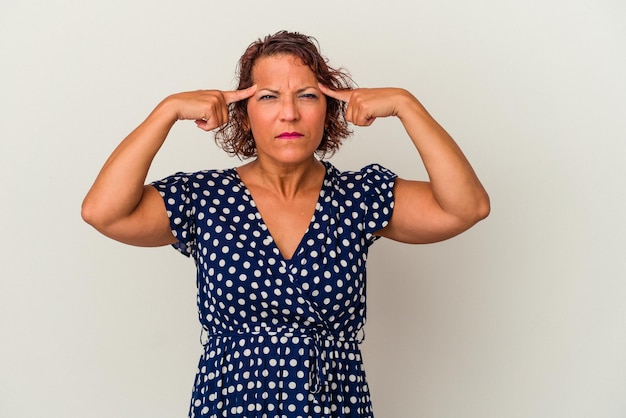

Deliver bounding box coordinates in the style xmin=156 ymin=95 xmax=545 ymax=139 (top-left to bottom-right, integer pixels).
xmin=251 ymin=54 xmax=317 ymax=85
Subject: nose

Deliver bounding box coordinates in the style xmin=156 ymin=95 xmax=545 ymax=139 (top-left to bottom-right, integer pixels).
xmin=279 ymin=96 xmax=300 ymax=121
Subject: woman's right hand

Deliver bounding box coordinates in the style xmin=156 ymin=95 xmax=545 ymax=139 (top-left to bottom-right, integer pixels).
xmin=162 ymin=86 xmax=257 ymax=131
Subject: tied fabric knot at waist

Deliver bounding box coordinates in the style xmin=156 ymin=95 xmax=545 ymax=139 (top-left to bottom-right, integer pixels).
xmin=200 ymin=325 xmax=364 ymax=394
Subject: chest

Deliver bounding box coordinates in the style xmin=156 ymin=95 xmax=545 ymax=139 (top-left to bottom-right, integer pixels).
xmin=246 ymin=187 xmax=319 ymax=260
xmin=193 ymin=185 xmax=371 ymax=330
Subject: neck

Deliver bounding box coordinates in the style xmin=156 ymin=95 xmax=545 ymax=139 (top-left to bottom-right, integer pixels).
xmin=239 ymin=157 xmax=324 ymax=199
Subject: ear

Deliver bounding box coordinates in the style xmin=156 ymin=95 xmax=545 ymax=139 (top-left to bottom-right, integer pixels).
xmin=241 ymin=116 xmax=251 ymax=132
xmin=324 ymin=108 xmax=331 ymax=128
xmin=239 ymin=102 xmax=251 ymax=131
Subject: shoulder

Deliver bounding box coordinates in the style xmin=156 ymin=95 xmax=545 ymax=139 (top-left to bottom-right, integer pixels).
xmin=322 ymin=161 xmax=397 ymax=191
xmin=324 ymin=161 xmax=395 ymax=179
xmin=152 ymin=167 xmax=240 ymax=191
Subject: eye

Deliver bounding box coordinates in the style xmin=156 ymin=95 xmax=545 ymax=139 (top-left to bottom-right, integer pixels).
xmin=299 ymin=93 xmax=318 ymax=99
xmin=258 ymin=94 xmax=276 ymax=101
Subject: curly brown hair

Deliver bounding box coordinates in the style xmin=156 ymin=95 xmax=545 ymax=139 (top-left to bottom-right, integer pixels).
xmin=215 ymin=31 xmax=355 ymax=159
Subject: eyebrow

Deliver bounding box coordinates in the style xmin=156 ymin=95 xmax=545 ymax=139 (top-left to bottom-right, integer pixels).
xmin=257 ymin=86 xmax=318 ymax=94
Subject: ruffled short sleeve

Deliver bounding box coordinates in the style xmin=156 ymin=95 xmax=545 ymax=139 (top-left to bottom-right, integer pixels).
xmin=359 ymin=163 xmax=397 ymax=245
xmin=150 ymin=172 xmax=197 ymax=258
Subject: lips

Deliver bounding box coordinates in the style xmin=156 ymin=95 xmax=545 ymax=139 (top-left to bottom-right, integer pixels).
xmin=276 ymin=132 xmax=304 ymax=139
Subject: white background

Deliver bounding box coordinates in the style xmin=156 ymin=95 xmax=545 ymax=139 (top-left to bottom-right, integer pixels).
xmin=1 ymin=0 xmax=625 ymax=417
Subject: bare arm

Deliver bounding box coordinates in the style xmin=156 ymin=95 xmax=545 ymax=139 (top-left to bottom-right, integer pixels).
xmin=81 ymin=87 xmax=256 ymax=246
xmin=319 ymin=85 xmax=490 ymax=244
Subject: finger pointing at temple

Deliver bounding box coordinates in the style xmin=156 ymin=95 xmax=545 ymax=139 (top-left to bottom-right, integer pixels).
xmin=319 ymin=83 xmax=377 ymax=127
xmin=224 ymin=85 xmax=257 ymax=105
xmin=318 ymin=83 xmax=352 ymax=103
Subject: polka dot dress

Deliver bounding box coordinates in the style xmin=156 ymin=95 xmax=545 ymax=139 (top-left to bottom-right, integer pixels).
xmin=152 ymin=161 xmax=396 ymax=417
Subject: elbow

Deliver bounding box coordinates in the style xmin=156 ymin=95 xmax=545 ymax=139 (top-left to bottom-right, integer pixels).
xmin=456 ymin=192 xmax=490 ymax=229
xmin=81 ymin=196 xmax=111 ymax=231
xmin=477 ymin=192 xmax=491 ymax=220
xmin=81 ymin=197 xmax=100 ymax=228
xmin=471 ymin=191 xmax=491 ymax=223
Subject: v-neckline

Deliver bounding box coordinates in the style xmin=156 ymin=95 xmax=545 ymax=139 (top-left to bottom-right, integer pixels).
xmin=232 ymin=162 xmax=330 ymax=262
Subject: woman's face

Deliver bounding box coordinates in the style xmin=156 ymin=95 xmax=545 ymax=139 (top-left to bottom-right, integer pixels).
xmin=247 ymin=54 xmax=327 ymax=166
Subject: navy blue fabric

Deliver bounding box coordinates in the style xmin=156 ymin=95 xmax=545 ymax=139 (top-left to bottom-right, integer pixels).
xmin=152 ymin=161 xmax=396 ymax=417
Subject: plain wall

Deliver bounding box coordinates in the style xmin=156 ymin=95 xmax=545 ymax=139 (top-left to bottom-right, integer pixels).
xmin=1 ymin=0 xmax=625 ymax=417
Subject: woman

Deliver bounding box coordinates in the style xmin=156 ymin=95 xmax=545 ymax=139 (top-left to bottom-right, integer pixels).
xmin=82 ymin=31 xmax=489 ymax=418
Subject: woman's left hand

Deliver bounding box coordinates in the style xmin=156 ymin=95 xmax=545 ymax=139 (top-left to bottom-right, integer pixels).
xmin=318 ymin=84 xmax=415 ymax=126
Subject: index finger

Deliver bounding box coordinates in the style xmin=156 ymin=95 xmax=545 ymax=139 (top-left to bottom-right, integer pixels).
xmin=318 ymin=83 xmax=352 ymax=103
xmin=223 ymin=85 xmax=257 ymax=105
